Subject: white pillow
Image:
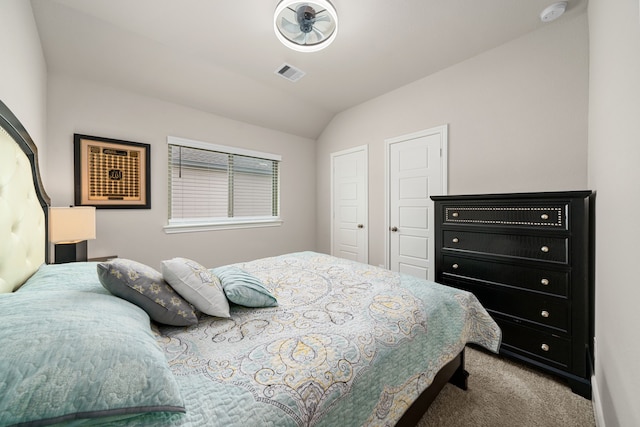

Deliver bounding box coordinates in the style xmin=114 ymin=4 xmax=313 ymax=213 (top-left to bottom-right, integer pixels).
xmin=161 ymin=257 xmax=230 ymax=318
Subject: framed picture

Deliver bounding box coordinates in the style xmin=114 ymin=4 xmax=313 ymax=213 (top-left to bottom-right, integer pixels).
xmin=74 ymin=134 xmax=151 ymax=209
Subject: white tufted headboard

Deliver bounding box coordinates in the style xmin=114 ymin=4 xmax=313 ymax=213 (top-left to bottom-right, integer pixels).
xmin=0 ymin=100 xmax=50 ymax=293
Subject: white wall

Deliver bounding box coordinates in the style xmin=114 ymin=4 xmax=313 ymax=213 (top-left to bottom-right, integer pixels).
xmin=0 ymin=0 xmax=48 ymax=173
xmin=46 ymin=73 xmax=317 ymax=269
xmin=588 ymin=1 xmax=640 ymax=426
xmin=316 ymin=14 xmax=589 ymax=268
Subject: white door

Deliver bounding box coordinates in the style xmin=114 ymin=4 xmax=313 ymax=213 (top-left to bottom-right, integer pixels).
xmin=386 ymin=126 xmax=447 ymax=280
xmin=331 ymin=146 xmax=368 ymax=263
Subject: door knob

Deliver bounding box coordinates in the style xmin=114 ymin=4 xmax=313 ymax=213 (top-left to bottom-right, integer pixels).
xmin=357 ymin=224 xmax=364 ymax=229
xmin=390 ymin=226 xmax=398 ymax=232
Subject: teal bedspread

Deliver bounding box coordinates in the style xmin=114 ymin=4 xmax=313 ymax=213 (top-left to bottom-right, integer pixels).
xmin=130 ymin=252 xmax=500 ymax=426
xmin=7 ymin=252 xmax=500 ymax=426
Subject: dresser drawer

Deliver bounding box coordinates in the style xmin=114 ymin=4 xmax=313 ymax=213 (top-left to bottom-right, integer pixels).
xmin=443 ymin=230 xmax=568 ymax=263
xmin=498 ymin=319 xmax=571 ymax=368
xmin=449 ymin=281 xmax=569 ymax=332
xmin=441 ymin=255 xmax=569 ymax=297
xmin=443 ymin=204 xmax=567 ymax=230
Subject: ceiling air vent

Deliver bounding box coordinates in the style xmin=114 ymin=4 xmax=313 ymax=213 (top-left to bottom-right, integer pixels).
xmin=275 ymin=63 xmax=306 ymax=82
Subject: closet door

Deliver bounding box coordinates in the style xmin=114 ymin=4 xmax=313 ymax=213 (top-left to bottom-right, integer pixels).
xmin=386 ymin=126 xmax=447 ymax=280
xmin=331 ymin=146 xmax=368 ymax=263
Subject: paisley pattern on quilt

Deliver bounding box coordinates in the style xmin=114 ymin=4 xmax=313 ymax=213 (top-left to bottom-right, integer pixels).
xmin=152 ymin=252 xmax=501 ymax=427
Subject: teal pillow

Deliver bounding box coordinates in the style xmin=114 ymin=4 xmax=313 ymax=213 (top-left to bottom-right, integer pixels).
xmin=16 ymin=262 xmax=110 ymax=294
xmin=212 ymin=266 xmax=278 ymax=308
xmin=98 ymin=258 xmax=198 ymax=326
xmin=0 ymin=290 xmax=185 ymax=426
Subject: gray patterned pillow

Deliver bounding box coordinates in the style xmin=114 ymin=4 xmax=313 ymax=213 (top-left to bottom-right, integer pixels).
xmin=161 ymin=257 xmax=230 ymax=318
xmin=98 ymin=259 xmax=198 ymax=326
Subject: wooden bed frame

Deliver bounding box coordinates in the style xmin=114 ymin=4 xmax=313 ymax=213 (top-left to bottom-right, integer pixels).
xmin=397 ymin=350 xmax=468 ymax=426
xmin=0 ymin=101 xmax=50 ymax=212
xmin=0 ymin=98 xmax=468 ymax=426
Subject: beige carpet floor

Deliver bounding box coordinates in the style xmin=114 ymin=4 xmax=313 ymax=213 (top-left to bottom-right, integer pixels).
xmin=417 ymin=347 xmax=595 ymax=427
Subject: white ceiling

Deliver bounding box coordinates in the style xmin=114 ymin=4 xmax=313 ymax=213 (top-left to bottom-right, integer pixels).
xmin=31 ymin=0 xmax=586 ymax=139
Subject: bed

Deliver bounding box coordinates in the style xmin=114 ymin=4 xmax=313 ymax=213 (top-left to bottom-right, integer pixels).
xmin=0 ymin=99 xmax=501 ymax=427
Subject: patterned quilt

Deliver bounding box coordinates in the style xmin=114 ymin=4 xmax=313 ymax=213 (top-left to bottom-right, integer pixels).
xmin=129 ymin=252 xmax=501 ymax=427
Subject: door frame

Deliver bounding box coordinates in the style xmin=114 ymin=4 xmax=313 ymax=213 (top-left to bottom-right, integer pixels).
xmin=330 ymin=145 xmax=369 ymax=263
xmin=384 ymin=125 xmax=448 ymax=270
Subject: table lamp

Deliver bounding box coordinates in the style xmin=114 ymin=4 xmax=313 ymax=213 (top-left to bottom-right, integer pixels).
xmin=49 ymin=206 xmax=96 ymax=263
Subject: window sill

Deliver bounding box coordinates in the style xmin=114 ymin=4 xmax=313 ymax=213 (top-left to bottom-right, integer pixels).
xmin=164 ymin=218 xmax=283 ymax=234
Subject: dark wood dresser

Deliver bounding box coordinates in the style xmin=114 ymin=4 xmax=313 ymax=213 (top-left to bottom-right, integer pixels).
xmin=431 ymin=191 xmax=594 ymax=398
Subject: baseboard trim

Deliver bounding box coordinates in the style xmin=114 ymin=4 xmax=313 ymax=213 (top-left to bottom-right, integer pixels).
xmin=591 ymin=374 xmax=606 ymax=427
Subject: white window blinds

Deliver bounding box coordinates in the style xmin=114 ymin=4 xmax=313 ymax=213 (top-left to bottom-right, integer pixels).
xmin=168 ymin=137 xmax=280 ymax=227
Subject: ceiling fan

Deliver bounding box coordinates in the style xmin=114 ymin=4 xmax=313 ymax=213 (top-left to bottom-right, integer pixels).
xmin=274 ymin=0 xmax=338 ymax=52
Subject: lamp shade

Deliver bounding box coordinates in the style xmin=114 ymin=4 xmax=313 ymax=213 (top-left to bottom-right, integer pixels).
xmin=49 ymin=207 xmax=96 ymax=244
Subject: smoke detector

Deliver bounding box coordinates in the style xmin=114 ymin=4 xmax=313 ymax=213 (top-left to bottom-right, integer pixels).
xmin=540 ymin=2 xmax=568 ymax=23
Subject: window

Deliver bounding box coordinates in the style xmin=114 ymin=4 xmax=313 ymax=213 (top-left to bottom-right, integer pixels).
xmin=165 ymin=136 xmax=281 ymax=233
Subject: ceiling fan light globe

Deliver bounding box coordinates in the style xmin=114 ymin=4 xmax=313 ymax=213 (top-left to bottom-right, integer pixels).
xmin=274 ymin=0 xmax=338 ymax=52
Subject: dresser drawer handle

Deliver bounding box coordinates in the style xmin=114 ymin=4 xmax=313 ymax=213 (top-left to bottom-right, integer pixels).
xmin=541 ymin=213 xmax=549 ymax=220
xmin=452 ymin=237 xmax=459 ymax=243
xmin=451 ymin=212 xmax=459 ymax=217
xmin=541 ymin=310 xmax=550 ymax=318
xmin=540 ymin=278 xmax=550 ymax=286
xmin=541 ymin=246 xmax=549 ymax=253
xmin=541 ymin=343 xmax=550 ymax=352
xmin=452 ymin=264 xmax=459 ymax=269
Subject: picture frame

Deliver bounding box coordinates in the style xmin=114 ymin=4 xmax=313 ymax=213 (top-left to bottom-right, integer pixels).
xmin=74 ymin=134 xmax=151 ymax=209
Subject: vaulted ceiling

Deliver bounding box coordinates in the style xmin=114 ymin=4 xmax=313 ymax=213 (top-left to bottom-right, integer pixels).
xmin=31 ymin=0 xmax=586 ymax=139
